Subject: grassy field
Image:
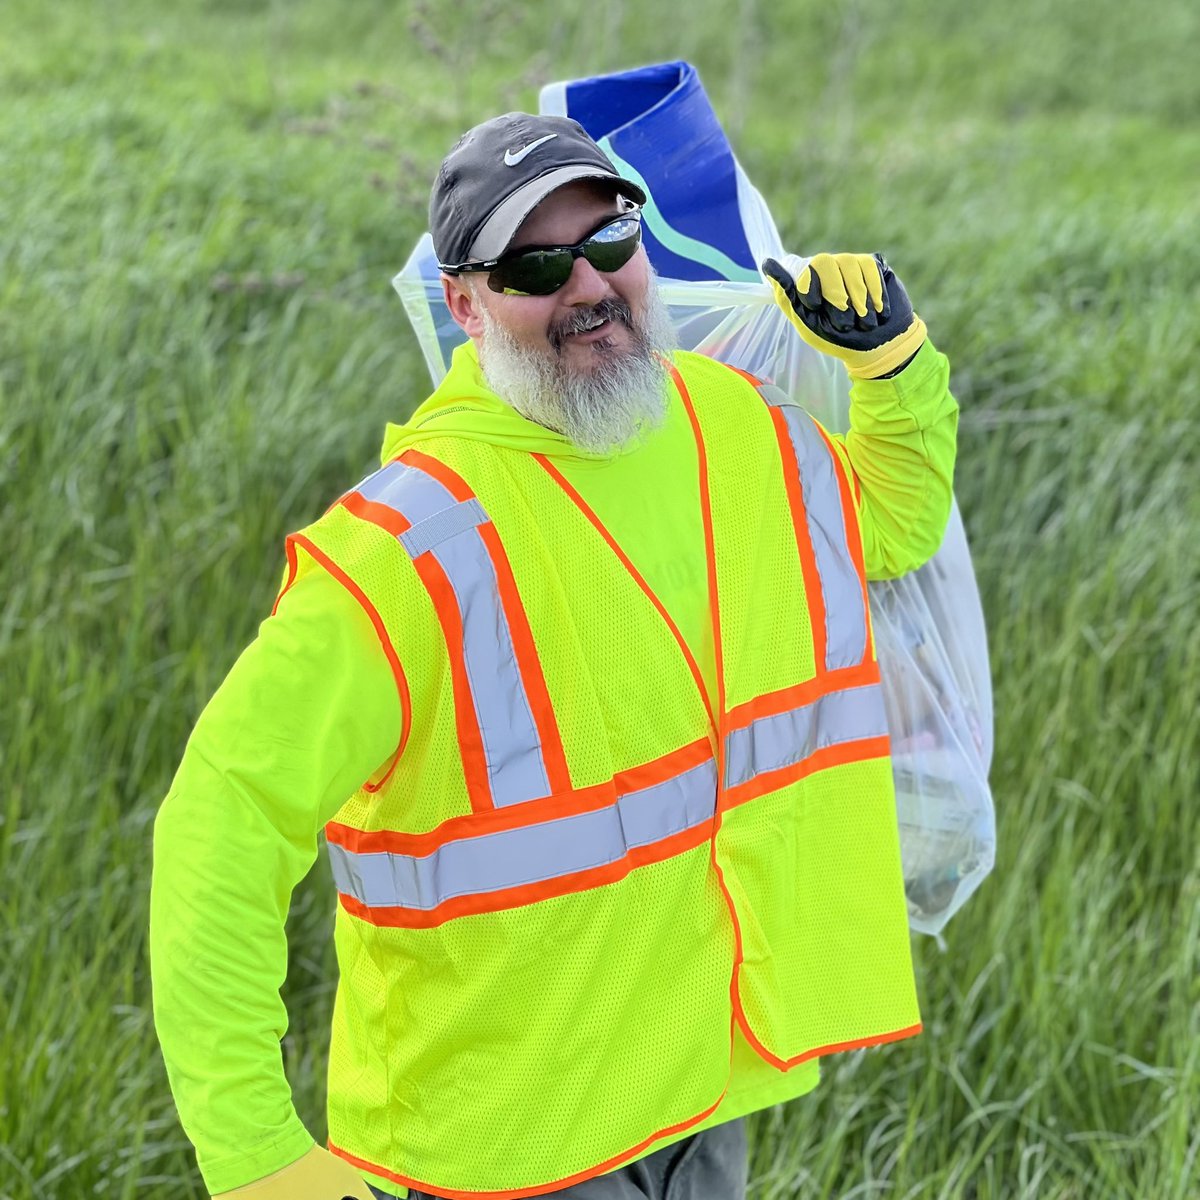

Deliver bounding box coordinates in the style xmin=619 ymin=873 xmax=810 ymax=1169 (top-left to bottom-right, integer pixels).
xmin=2 ymin=0 xmax=1197 ymax=1197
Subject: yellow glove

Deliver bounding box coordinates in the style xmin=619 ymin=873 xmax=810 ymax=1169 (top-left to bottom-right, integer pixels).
xmin=211 ymin=1145 xmax=376 ymax=1200
xmin=761 ymin=252 xmax=927 ymax=379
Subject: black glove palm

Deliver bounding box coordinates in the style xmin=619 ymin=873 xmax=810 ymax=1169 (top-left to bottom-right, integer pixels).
xmin=762 ymin=252 xmax=927 ymax=378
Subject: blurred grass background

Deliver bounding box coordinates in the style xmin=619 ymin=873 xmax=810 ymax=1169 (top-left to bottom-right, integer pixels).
xmin=1 ymin=0 xmax=1197 ymax=1196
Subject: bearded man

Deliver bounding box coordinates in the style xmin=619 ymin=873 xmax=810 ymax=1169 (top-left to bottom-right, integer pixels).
xmin=151 ymin=113 xmax=959 ymax=1200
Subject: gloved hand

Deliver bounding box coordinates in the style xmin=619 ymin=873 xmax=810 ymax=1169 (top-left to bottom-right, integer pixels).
xmin=211 ymin=1145 xmax=376 ymax=1199
xmin=761 ymin=252 xmax=927 ymax=379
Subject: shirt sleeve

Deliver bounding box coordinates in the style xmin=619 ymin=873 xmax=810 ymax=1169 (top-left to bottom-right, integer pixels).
xmin=149 ymin=555 xmax=401 ymax=1194
xmin=825 ymin=339 xmax=959 ymax=580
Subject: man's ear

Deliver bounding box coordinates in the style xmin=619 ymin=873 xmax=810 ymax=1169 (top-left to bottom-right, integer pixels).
xmin=442 ymin=275 xmax=486 ymax=340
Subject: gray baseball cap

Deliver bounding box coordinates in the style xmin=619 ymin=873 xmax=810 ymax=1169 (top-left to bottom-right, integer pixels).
xmin=430 ymin=112 xmax=646 ymax=268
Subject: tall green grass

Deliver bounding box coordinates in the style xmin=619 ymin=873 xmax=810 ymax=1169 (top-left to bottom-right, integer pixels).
xmin=2 ymin=1 xmax=1197 ymax=1196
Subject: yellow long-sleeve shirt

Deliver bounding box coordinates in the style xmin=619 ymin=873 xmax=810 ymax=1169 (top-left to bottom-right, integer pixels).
xmin=150 ymin=339 xmax=957 ymax=1195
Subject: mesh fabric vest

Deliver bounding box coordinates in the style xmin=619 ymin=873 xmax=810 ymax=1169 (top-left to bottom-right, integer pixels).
xmin=281 ymin=350 xmax=920 ymax=1198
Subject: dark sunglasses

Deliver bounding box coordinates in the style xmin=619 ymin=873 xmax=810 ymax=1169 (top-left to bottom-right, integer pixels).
xmin=441 ymin=212 xmax=643 ymax=296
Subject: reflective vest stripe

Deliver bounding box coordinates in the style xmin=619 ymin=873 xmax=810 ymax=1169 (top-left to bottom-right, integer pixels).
xmin=328 ymin=735 xmax=714 ymax=857
xmin=724 ymin=733 xmax=892 ymax=812
xmin=327 ymin=754 xmax=719 ymax=913
xmin=340 ymin=453 xmax=562 ymax=810
xmin=326 ymin=665 xmax=884 ymax=927
xmin=403 ymin=449 xmax=573 ymax=801
xmin=333 ymin=817 xmax=713 ymax=931
xmin=812 ymin=420 xmax=871 ymax=645
xmin=473 ymin=515 xmax=574 ymax=798
xmin=724 ymin=682 xmax=888 ymax=790
xmin=325 ymin=365 xmax=885 ymax=931
xmin=768 ymin=406 xmax=830 ymax=672
xmin=762 ymin=395 xmax=870 ymax=672
xmin=399 ymin=496 xmax=488 ymax=558
xmin=357 ymin=463 xmax=494 ymax=809
xmin=726 ymin=660 xmax=880 ymax=730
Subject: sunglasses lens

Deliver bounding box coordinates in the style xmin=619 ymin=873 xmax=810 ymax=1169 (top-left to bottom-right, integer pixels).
xmin=582 ymin=219 xmax=642 ymax=274
xmin=486 ymin=216 xmax=642 ymax=296
xmin=487 ymin=251 xmax=572 ymax=296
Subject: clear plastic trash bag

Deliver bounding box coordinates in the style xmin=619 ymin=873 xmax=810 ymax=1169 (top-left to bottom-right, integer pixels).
xmin=392 ymin=62 xmax=995 ymax=935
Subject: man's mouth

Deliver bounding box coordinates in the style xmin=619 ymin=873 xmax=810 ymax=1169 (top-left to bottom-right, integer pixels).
xmin=550 ymin=300 xmax=633 ymax=353
xmin=567 ymin=316 xmax=612 ymax=343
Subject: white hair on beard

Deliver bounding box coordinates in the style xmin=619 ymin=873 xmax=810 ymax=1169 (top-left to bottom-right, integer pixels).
xmin=473 ymin=275 xmax=678 ymax=455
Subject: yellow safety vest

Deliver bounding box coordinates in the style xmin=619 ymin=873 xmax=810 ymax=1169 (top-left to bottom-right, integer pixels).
xmin=282 ymin=350 xmax=920 ymax=1198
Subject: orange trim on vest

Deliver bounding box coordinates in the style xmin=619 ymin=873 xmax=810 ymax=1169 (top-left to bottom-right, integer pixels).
xmin=412 ymin=543 xmax=494 ymax=811
xmin=334 ymin=492 xmax=422 ymax=792
xmin=270 ymin=536 xmax=300 ymax=616
xmin=337 ymin=817 xmax=713 ymax=930
xmin=399 ymin=447 xmax=475 ymax=502
xmin=813 ymin=422 xmax=872 ymax=665
xmin=395 ymin=450 xmax=493 ymax=810
xmin=287 ymin=533 xmax=412 ymax=784
xmin=340 ymin=489 xmax=413 ymax=539
xmin=671 ymin=367 xmax=755 ymax=1106
xmin=673 ymin=369 xmax=727 ymax=742
xmin=475 ymin=518 xmax=573 ymax=797
xmin=326 ymin=735 xmax=714 ymax=859
xmin=328 ymin=1066 xmax=731 ymax=1199
xmin=723 ymin=734 xmax=892 ymax=811
xmin=532 ymin=451 xmax=719 ymax=744
xmin=400 ymin=447 xmax=572 ymax=802
xmin=615 ymin=731 xmax=714 ymax=795
xmin=735 ymin=1014 xmax=923 ymax=1074
xmin=725 ymin=661 xmax=881 ymax=730
xmin=769 ymin=406 xmax=829 ymax=674
xmin=338 ymin=464 xmax=490 ymax=808
xmin=667 ymin=365 xmax=902 ymax=1086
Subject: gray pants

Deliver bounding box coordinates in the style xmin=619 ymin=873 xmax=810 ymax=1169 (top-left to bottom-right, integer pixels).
xmin=369 ymin=1118 xmax=747 ymax=1200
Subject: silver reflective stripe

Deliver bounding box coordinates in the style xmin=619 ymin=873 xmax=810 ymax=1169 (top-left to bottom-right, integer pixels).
xmin=358 ymin=459 xmax=455 ymax=524
xmin=762 ymin=395 xmax=868 ymax=671
xmin=399 ymin=498 xmax=488 ymax=560
xmin=723 ymin=684 xmax=887 ymax=790
xmin=328 ymin=756 xmax=718 ymax=910
xmin=352 ymin=460 xmax=549 ymax=808
xmin=426 ymin=527 xmax=550 ymax=806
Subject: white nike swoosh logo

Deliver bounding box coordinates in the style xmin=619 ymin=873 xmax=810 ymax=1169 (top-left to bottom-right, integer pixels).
xmin=504 ymin=133 xmax=558 ymax=166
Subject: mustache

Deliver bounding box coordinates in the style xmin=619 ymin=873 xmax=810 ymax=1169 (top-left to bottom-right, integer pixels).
xmin=548 ymin=298 xmax=634 ymax=355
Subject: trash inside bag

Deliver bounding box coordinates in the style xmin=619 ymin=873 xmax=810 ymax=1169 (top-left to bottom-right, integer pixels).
xmin=393 ymin=61 xmax=995 ymax=935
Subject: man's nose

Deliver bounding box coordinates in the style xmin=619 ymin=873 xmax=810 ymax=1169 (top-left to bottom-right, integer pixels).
xmin=558 ymin=254 xmax=611 ymax=306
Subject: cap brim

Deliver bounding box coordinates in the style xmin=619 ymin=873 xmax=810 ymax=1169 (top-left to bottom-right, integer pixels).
xmin=468 ymin=165 xmax=647 ymax=261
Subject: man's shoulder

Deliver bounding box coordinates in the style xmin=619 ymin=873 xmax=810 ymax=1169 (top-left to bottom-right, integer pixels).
xmin=302 ymin=435 xmax=484 ymax=547
xmin=670 ymin=349 xmax=782 ymax=404
xmin=671 ymin=347 xmax=734 ymax=379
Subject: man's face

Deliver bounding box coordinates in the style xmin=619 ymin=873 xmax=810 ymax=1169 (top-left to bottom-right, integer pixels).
xmin=449 ymin=179 xmax=652 ymax=369
xmin=443 ymin=179 xmax=677 ymax=454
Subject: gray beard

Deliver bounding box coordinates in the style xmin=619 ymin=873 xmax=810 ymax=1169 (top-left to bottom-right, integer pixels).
xmin=475 ymin=278 xmax=678 ymax=455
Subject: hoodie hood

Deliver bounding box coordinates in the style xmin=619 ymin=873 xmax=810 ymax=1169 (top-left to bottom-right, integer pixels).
xmin=380 ymin=340 xmax=668 ymax=467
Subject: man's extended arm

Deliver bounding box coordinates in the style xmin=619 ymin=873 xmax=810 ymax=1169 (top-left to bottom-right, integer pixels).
xmin=831 ymin=339 xmax=957 ymax=579
xmin=763 ymin=252 xmax=958 ymax=579
xmin=150 ymin=561 xmax=398 ymax=1195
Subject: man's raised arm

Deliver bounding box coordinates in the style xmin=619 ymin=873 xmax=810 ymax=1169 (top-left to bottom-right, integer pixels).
xmin=763 ymin=252 xmax=959 ymax=579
